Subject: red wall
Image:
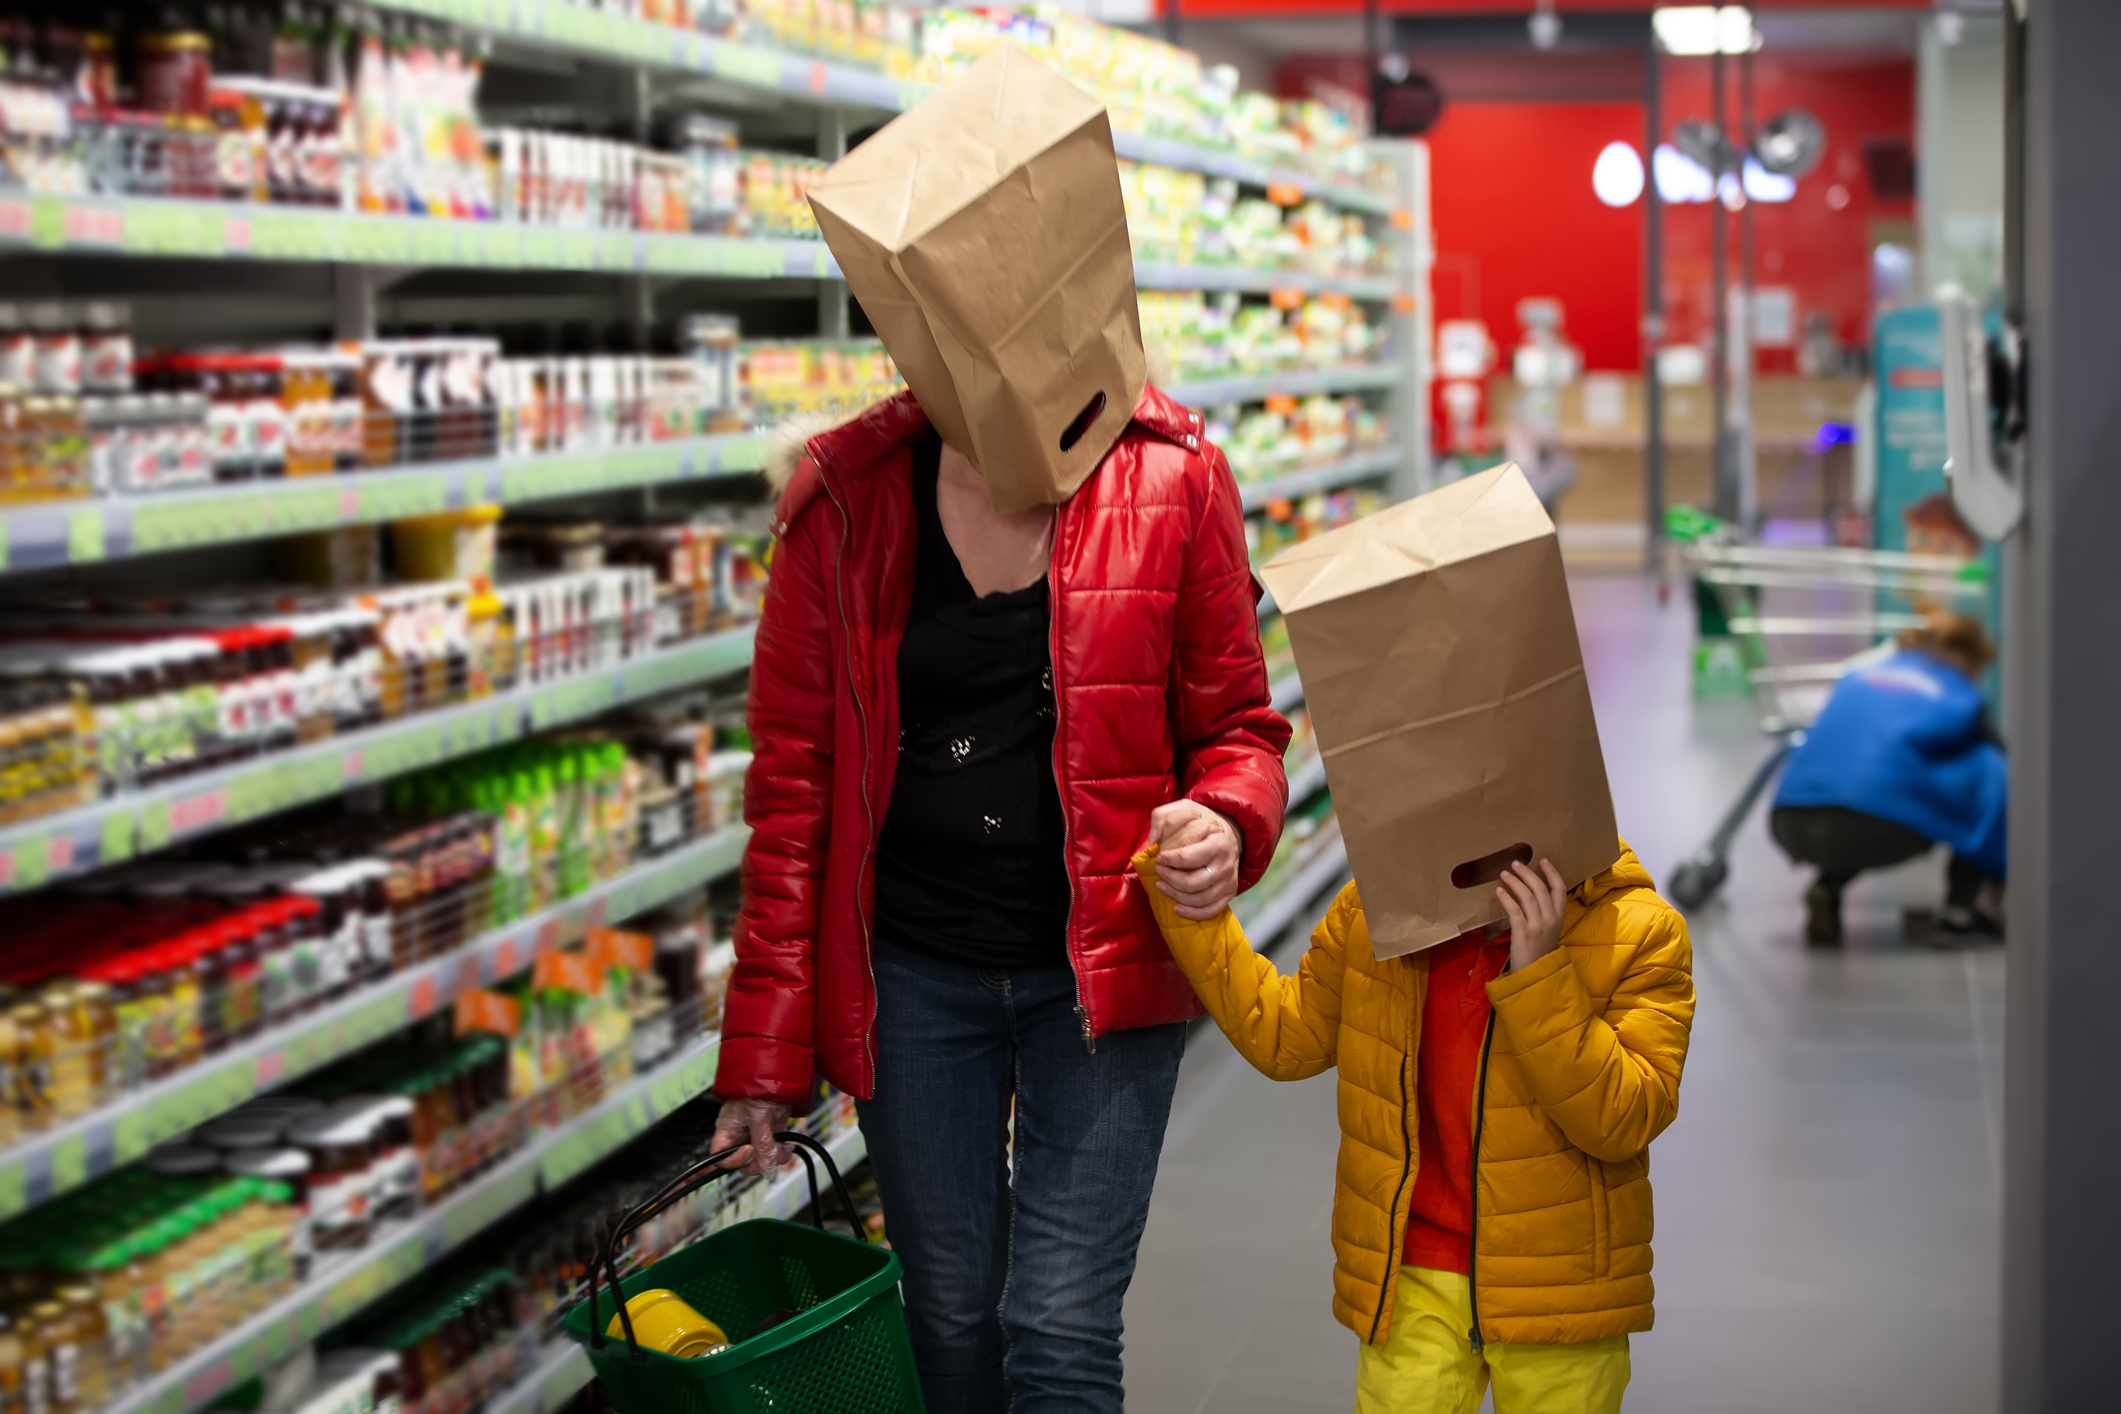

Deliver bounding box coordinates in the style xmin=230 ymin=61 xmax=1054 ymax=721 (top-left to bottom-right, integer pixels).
xmin=1424 ymin=100 xmax=1646 ymax=371
xmin=1659 ymin=54 xmax=1915 ymax=372
xmin=1278 ymin=51 xmax=1915 ymax=372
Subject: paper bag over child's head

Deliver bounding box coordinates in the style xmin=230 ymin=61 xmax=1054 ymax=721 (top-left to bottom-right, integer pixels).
xmin=1258 ymin=464 xmax=1620 ymax=958
xmin=805 ymin=44 xmax=1147 ymax=512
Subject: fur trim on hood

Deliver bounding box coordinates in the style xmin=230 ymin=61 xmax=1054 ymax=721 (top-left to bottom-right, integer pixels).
xmin=764 ymin=408 xmax=864 ymax=494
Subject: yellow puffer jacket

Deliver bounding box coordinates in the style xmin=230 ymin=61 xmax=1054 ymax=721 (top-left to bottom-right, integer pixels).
xmin=1135 ymin=843 xmax=1694 ymax=1347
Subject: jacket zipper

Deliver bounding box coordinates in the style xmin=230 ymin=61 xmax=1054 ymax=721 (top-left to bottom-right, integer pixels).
xmin=1045 ymin=498 xmax=1093 ymax=1053
xmin=1370 ymin=1034 xmax=1417 ymax=1343
xmin=816 ymin=455 xmax=881 ymax=1082
xmin=1466 ymin=1008 xmax=1499 ymax=1352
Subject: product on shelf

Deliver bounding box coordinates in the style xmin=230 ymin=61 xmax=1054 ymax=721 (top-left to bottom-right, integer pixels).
xmin=1138 ymin=290 xmax=1385 ymax=385
xmin=0 ymin=697 xmax=742 ymax=1136
xmin=1121 ymin=167 xmax=1383 ymax=276
xmin=1214 ymin=396 xmax=1391 ymax=485
xmin=1246 ymin=485 xmax=1389 ymax=568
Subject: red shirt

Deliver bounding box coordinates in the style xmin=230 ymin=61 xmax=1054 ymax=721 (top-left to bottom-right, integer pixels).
xmin=1402 ymin=926 xmax=1512 ymax=1273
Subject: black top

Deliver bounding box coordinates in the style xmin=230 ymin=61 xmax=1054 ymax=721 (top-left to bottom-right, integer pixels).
xmin=873 ymin=435 xmax=1072 ymax=970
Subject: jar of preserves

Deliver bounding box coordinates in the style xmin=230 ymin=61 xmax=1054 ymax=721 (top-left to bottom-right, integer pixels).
xmin=288 ymin=1112 xmax=376 ymax=1251
xmin=136 ymin=33 xmax=212 ymax=117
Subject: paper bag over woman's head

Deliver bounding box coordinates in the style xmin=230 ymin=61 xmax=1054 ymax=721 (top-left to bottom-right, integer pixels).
xmin=805 ymin=43 xmax=1147 ymax=512
xmin=1259 ymin=464 xmax=1620 ymax=958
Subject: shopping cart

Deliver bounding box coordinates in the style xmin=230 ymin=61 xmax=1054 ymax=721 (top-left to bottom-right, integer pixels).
xmin=561 ymin=1129 xmax=925 ymax=1414
xmin=1664 ymin=526 xmax=1992 ymax=909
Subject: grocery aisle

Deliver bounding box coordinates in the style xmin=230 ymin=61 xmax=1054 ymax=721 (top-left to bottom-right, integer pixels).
xmin=1124 ymin=571 xmax=2005 ymax=1413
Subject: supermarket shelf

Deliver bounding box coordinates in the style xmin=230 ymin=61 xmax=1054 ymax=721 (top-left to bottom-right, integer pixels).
xmin=1165 ymin=362 xmax=1401 ymax=409
xmin=0 ymin=434 xmax=768 ymax=575
xmin=1234 ymin=834 xmax=1349 ymax=943
xmin=371 ymin=0 xmax=1396 ymax=216
xmin=0 ymin=191 xmax=837 ymax=276
xmin=106 ymin=1031 xmax=740 ymax=1414
xmin=0 ymin=190 xmax=1401 ymax=300
xmin=0 ymin=825 xmax=749 ymax=1222
xmin=1236 ymin=448 xmax=1399 ymax=512
xmin=1268 ymin=671 xmax=1304 ymax=714
xmin=1133 ymin=261 xmax=1396 ymax=301
xmin=0 ymin=624 xmax=758 ymax=896
xmin=484 ymin=1121 xmax=871 ymax=1414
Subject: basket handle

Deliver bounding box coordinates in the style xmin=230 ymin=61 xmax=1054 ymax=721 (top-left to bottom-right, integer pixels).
xmin=588 ymin=1131 xmax=861 ymax=1360
xmin=590 ymin=1143 xmax=744 ymax=1357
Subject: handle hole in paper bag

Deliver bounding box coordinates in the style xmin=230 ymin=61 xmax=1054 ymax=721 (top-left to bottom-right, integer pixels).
xmin=1058 ymin=391 xmax=1108 ymax=452
xmin=1451 ymin=843 xmax=1534 ymax=890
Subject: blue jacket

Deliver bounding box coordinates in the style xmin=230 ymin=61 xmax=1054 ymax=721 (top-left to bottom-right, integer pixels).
xmin=1774 ymin=650 xmax=2007 ymax=878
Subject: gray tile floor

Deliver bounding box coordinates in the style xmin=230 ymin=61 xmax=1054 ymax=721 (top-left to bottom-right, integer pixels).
xmin=1122 ymin=573 xmax=2005 ymax=1413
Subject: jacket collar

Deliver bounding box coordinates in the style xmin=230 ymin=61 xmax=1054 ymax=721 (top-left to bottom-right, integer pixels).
xmin=771 ymin=383 xmax=1198 ymax=535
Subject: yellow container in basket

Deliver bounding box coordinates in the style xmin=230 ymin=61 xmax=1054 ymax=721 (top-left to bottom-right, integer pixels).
xmin=605 ymin=1288 xmax=731 ymax=1360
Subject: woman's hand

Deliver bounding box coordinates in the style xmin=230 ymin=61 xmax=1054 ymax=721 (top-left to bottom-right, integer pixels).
xmin=709 ymin=1098 xmax=794 ymax=1176
xmin=1498 ymin=858 xmax=1569 ymax=972
xmin=1148 ymin=800 xmax=1244 ymax=920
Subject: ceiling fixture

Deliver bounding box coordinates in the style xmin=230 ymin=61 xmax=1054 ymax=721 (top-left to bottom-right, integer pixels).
xmin=1753 ymin=109 xmax=1825 ymax=178
xmin=1653 ymin=6 xmax=1759 ymax=56
xmin=1592 ymin=141 xmax=1645 ymax=207
xmin=1529 ymin=0 xmax=1563 ymax=51
xmin=1654 ymin=144 xmax=1717 ymax=204
xmin=1673 ymin=118 xmax=1739 ymax=176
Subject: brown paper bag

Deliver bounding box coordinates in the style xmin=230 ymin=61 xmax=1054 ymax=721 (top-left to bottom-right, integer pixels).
xmin=1258 ymin=463 xmax=1620 ymax=958
xmin=806 ymin=43 xmax=1147 ymax=512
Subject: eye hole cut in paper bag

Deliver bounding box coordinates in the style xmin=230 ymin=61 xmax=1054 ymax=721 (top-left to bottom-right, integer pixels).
xmin=805 ymin=43 xmax=1147 ymax=513
xmin=1257 ymin=464 xmax=1621 ymax=958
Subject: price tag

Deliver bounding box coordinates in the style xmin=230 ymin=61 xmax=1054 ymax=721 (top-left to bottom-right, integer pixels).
xmin=530 ymin=674 xmax=615 ymax=730
xmin=170 ymin=787 xmax=228 ymax=835
xmin=260 ymin=482 xmax=344 ymax=536
xmin=254 ymin=1049 xmax=287 ymax=1089
xmin=67 ymin=508 xmax=105 ymax=563
xmin=28 ymin=197 xmax=65 ymax=248
xmin=100 ymin=812 xmax=135 ymax=867
xmin=493 ymin=937 xmax=519 ymax=978
xmin=132 ymin=496 xmax=243 ymax=553
xmin=251 ymin=208 xmax=332 ymax=261
xmin=410 ymin=974 xmax=439 ymax=1019
xmin=410 ymin=220 xmax=462 ymax=266
xmin=455 ymin=988 xmax=521 ymax=1038
xmin=125 ymin=200 xmax=224 ymax=256
xmin=538 ymin=1352 xmax=592 ymax=1414
xmin=358 ymin=473 xmax=450 ymax=522
xmin=49 ymin=1135 xmax=88 ymax=1195
xmin=0 ymin=1162 xmax=25 ymax=1221
xmin=12 ymin=835 xmax=49 ymax=890
xmin=138 ymin=799 xmax=173 ymax=853
xmin=712 ymin=41 xmax=781 ymax=90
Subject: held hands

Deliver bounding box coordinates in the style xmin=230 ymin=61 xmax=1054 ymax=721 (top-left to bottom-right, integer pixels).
xmin=709 ymin=1097 xmax=794 ymax=1176
xmin=1497 ymin=858 xmax=1569 ymax=972
xmin=1148 ymin=800 xmax=1243 ymax=920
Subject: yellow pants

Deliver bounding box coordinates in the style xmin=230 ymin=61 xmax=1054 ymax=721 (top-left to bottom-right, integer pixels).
xmin=1354 ymin=1266 xmax=1631 ymax=1414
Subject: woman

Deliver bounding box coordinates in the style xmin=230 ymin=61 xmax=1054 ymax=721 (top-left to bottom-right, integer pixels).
xmin=1770 ymin=611 xmax=2006 ymax=945
xmin=710 ymin=385 xmax=1290 ymax=1412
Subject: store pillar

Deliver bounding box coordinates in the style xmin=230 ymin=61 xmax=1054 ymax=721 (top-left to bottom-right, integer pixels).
xmin=2003 ymin=0 xmax=2121 ymax=1407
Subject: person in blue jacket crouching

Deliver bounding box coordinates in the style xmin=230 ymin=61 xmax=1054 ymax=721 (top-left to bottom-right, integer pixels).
xmin=1770 ymin=611 xmax=2005 ymax=946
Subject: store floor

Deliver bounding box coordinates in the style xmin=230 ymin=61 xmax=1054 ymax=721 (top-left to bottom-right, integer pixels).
xmin=1123 ymin=572 xmax=2006 ymax=1413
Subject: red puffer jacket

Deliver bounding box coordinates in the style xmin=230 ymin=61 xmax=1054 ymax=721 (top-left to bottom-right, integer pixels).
xmin=719 ymin=386 xmax=1291 ymax=1106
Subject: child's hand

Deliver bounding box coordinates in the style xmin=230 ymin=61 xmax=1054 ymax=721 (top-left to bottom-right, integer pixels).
xmin=1497 ymin=858 xmax=1569 ymax=971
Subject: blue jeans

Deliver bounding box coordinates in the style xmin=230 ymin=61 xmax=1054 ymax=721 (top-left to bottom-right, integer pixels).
xmin=856 ymin=937 xmax=1186 ymax=1414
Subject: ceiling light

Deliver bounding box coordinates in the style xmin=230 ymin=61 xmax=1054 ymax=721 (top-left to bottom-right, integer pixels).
xmin=1753 ymin=109 xmax=1825 ymax=178
xmin=1654 ymin=7 xmax=1757 ymax=56
xmin=1593 ymin=141 xmax=1645 ymax=207
xmin=1742 ymin=157 xmax=1796 ymax=203
xmin=1654 ymin=144 xmax=1716 ymax=204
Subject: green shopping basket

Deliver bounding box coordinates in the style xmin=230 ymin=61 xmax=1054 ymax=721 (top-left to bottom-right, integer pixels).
xmin=559 ymin=1130 xmax=925 ymax=1414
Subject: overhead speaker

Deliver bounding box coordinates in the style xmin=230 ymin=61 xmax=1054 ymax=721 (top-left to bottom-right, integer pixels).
xmin=1373 ymin=65 xmax=1443 ymax=137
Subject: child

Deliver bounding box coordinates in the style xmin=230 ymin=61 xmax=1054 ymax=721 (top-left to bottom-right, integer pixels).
xmin=1134 ymin=844 xmax=1694 ymax=1414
